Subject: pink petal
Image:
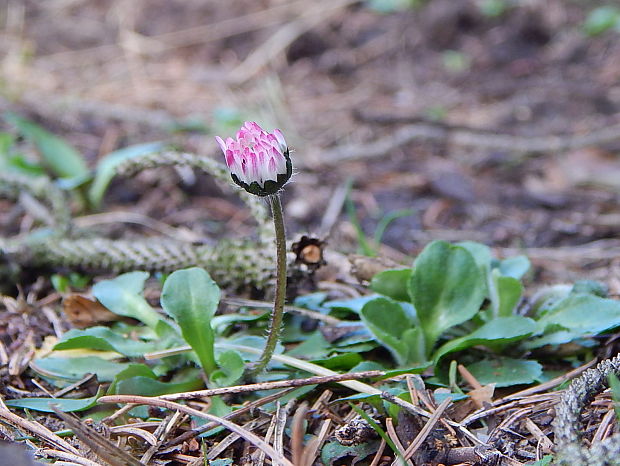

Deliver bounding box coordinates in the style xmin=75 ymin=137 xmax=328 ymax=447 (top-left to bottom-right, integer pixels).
xmin=225 ymin=149 xmax=236 ymax=168
xmin=273 ymin=129 xmax=287 ymax=151
xmin=215 ymin=136 xmax=227 ymax=153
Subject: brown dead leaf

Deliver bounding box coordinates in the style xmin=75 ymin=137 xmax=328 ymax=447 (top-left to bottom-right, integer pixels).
xmin=62 ymin=295 xmax=123 ymax=329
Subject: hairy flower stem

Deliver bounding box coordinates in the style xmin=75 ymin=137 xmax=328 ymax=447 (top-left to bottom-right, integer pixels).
xmin=248 ymin=194 xmax=287 ymax=376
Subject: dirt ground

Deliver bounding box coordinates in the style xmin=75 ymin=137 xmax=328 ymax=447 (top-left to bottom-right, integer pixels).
xmin=1 ymin=0 xmax=620 ymax=464
xmin=3 ymin=0 xmax=620 ymax=286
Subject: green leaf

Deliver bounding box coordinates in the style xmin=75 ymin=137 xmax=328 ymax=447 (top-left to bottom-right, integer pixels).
xmin=108 ymin=363 xmax=157 ymax=394
xmin=210 ymin=350 xmax=244 ymax=387
xmin=89 ymin=142 xmax=163 ymax=207
xmin=571 ymin=280 xmax=608 ymax=297
xmin=409 ymin=241 xmax=486 ymax=350
xmin=370 ymin=268 xmax=412 ymax=302
xmin=321 ymin=439 xmax=381 ymax=465
xmin=609 ymin=373 xmax=620 ymax=421
xmin=365 ymin=0 xmax=421 ymax=14
xmin=209 ymin=460 xmax=234 ymax=466
xmin=54 ymin=327 xmax=156 ymax=357
xmin=92 ymin=272 xmax=162 ymax=329
xmin=433 ymin=316 xmax=536 ymax=362
xmin=109 ymin=364 xmax=204 ymax=395
xmin=525 ymin=294 xmax=620 ymax=349
xmin=161 ymin=267 xmax=220 ymax=375
xmin=360 ymin=297 xmax=426 ymax=365
xmin=287 ymin=331 xmax=330 ymax=359
xmin=498 ymin=255 xmax=530 ymax=279
xmin=457 ymin=241 xmax=492 ymax=276
xmin=311 ymin=352 xmax=363 ymax=371
xmin=529 ymin=456 xmax=554 ymax=466
xmin=325 ymin=295 xmax=379 ymax=315
xmin=467 ymin=357 xmax=542 ymax=387
xmin=116 ymin=375 xmax=204 ymax=396
xmin=492 ymin=271 xmax=523 ymax=318
xmin=583 ymin=6 xmax=620 ymax=36
xmin=538 ymin=294 xmax=620 ymax=335
xmin=478 ymin=0 xmax=508 ymax=17
xmin=31 ymin=357 xmax=131 ymax=382
xmin=5 ymin=113 xmax=89 ymax=180
xmin=5 ymin=389 xmax=102 ymax=413
xmin=348 ymin=403 xmax=406 ymax=464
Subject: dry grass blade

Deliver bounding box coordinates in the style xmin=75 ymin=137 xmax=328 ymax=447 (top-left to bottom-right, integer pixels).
xmin=255 ymin=410 xmax=278 ymax=466
xmin=0 ymin=407 xmax=80 ymax=455
xmin=39 ymin=449 xmax=102 ymax=466
xmin=385 ymin=418 xmax=413 ymax=466
xmin=98 ymin=395 xmax=294 ymax=466
xmin=206 ymin=417 xmax=272 ymax=461
xmin=164 ymin=387 xmax=297 ymax=449
xmin=157 ymin=369 xmax=386 ymax=401
xmin=399 ymin=397 xmax=452 ymax=463
xmin=50 ymin=404 xmax=143 ymax=466
xmin=140 ymin=411 xmax=184 ymax=463
xmin=591 ymin=409 xmax=617 ymax=444
xmin=291 ymin=402 xmax=308 ymax=466
xmin=523 ymin=418 xmax=554 ymax=454
xmin=369 ymin=438 xmax=387 ymax=466
xmin=274 ymin=400 xmax=295 ymax=460
xmin=301 ymin=418 xmax=331 ymax=466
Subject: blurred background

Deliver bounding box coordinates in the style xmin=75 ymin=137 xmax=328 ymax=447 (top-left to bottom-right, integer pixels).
xmin=1 ymin=0 xmax=620 ymax=285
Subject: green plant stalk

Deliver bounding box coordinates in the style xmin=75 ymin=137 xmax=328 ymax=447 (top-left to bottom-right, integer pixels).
xmin=248 ymin=194 xmax=287 ymax=375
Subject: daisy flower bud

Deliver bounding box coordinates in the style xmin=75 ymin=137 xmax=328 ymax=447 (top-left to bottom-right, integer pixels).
xmin=215 ymin=122 xmax=292 ymax=196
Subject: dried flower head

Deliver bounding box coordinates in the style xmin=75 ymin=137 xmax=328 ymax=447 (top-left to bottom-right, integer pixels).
xmin=215 ymin=121 xmax=292 ymax=196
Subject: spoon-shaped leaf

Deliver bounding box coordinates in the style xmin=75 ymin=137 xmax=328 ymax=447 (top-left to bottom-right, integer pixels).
xmin=161 ymin=267 xmax=220 ymax=375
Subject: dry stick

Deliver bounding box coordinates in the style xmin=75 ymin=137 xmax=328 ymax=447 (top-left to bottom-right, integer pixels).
xmin=98 ymin=395 xmax=294 ymax=466
xmin=206 ymin=417 xmax=272 ymax=461
xmin=458 ymin=364 xmax=483 ymax=391
xmin=369 ymin=438 xmax=387 ymax=466
xmin=53 ymin=373 xmax=95 ymax=398
xmin=591 ymin=408 xmax=617 ymax=445
xmin=291 ymin=403 xmax=309 ymax=466
xmin=141 ymin=411 xmax=182 ymax=464
xmin=501 ymin=357 xmax=598 ymax=401
xmin=75 ymin=211 xmax=202 ymax=242
xmin=164 ymin=387 xmax=296 ymax=449
xmin=255 ymin=414 xmax=278 ymax=466
xmin=149 ymin=342 xmax=382 ymax=395
xmin=256 ymin=415 xmax=276 ymax=466
xmin=523 ymin=418 xmax=554 ymax=454
xmin=488 ymin=407 xmax=533 ymax=444
xmin=50 ymin=405 xmax=143 ymax=466
xmin=380 ymin=392 xmax=483 ymax=446
xmin=400 ymin=397 xmax=452 ymax=463
xmin=460 ymin=358 xmax=597 ymax=427
xmin=500 ymin=240 xmax=620 ymax=263
xmin=157 ymin=370 xmax=386 ymax=401
xmin=302 ymin=419 xmax=331 ymax=466
xmin=102 ymin=403 xmax=138 ymax=425
xmin=385 ymin=418 xmax=413 ymax=466
xmin=315 ymin=121 xmax=620 ymax=166
xmin=274 ymin=400 xmax=295 ymax=460
xmin=38 ymin=449 xmax=101 ymax=466
xmin=461 ymin=395 xmax=558 ymax=428
xmin=113 ymin=426 xmax=158 ymax=446
xmin=0 ymin=408 xmax=80 ymax=455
